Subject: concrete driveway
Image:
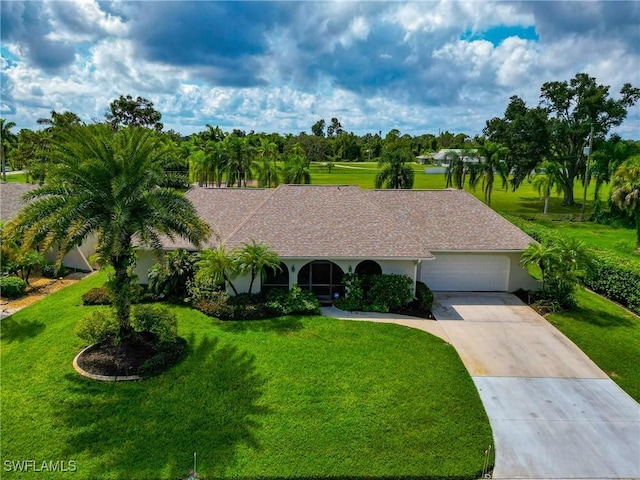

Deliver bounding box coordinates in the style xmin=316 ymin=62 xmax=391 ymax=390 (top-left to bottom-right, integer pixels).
xmin=433 ymin=292 xmax=640 ymax=479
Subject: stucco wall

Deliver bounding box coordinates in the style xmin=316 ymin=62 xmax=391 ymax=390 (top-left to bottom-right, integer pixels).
xmin=507 ymin=251 xmax=541 ymax=291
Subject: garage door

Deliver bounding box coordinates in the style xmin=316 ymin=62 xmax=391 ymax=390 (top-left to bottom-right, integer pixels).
xmin=422 ymin=253 xmax=510 ymax=291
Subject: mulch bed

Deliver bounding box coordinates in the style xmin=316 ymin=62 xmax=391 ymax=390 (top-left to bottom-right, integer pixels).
xmin=76 ymin=334 xmax=157 ymax=377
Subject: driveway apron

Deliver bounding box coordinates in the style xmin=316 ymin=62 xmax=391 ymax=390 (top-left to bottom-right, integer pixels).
xmin=433 ymin=292 xmax=640 ymax=479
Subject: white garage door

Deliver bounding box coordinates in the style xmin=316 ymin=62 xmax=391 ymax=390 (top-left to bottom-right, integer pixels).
xmin=422 ymin=253 xmax=510 ymax=291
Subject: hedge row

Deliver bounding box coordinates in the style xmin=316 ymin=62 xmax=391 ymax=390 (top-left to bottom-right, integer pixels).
xmin=505 ymin=214 xmax=640 ymax=315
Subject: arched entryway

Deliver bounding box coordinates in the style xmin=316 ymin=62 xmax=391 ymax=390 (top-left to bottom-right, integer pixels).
xmin=262 ymin=261 xmax=289 ymax=294
xmin=355 ymin=260 xmax=382 ymax=296
xmin=298 ymin=261 xmax=345 ymax=303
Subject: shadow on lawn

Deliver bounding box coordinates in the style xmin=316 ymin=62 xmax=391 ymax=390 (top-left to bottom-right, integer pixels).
xmin=219 ymin=316 xmax=304 ymax=335
xmin=0 ymin=317 xmax=46 ymax=343
xmin=57 ymin=334 xmax=269 ymax=479
xmin=561 ymin=305 xmax=636 ymax=328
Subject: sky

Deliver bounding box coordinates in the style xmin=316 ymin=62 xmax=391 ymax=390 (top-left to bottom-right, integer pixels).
xmin=1 ymin=0 xmax=639 ymax=138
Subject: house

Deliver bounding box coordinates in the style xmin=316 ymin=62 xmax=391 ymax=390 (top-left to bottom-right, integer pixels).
xmin=135 ymin=184 xmax=539 ymax=299
xmin=0 ymin=183 xmax=94 ymax=272
xmin=421 ymin=149 xmax=482 ymax=166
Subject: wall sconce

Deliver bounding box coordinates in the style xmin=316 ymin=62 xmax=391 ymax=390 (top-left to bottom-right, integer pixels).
xmin=291 ymin=265 xmax=296 ymax=273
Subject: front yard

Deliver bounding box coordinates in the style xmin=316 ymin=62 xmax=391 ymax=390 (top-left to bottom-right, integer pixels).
xmin=1 ymin=272 xmax=493 ymax=479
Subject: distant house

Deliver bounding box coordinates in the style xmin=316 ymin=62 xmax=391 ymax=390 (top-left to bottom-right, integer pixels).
xmin=135 ymin=184 xmax=538 ymax=300
xmin=0 ymin=183 xmax=94 ymax=272
xmin=419 ymin=149 xmax=483 ymax=166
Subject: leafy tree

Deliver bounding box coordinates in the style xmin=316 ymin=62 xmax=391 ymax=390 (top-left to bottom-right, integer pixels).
xmin=106 ymin=95 xmax=163 ymax=132
xmin=36 ymin=110 xmax=83 ymax=131
xmin=484 ymin=96 xmax=550 ymax=189
xmin=311 ymin=119 xmax=326 ymax=137
xmin=540 ymin=73 xmax=639 ymax=205
xmin=195 ymin=245 xmax=241 ymax=296
xmin=5 ymin=125 xmax=210 ymax=339
xmin=326 ymin=117 xmax=343 ymax=138
xmin=237 ymin=240 xmax=281 ymax=294
xmin=520 ymin=242 xmax=560 ymax=292
xmin=0 ymin=118 xmax=17 ymax=182
xmin=375 ymin=149 xmax=415 ymax=189
xmin=610 ymin=161 xmax=640 ymax=247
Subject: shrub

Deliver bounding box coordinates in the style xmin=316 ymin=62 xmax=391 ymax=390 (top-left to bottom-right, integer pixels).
xmin=266 ymin=285 xmax=321 ymax=316
xmin=147 ymin=249 xmax=196 ymax=301
xmin=185 ymin=275 xmax=222 ymax=304
xmin=0 ymin=276 xmax=27 ymax=299
xmin=335 ymin=271 xmax=364 ymax=311
xmin=365 ymin=274 xmax=413 ymax=310
xmin=193 ymin=291 xmax=232 ymax=318
xmin=415 ymin=281 xmax=434 ymax=312
xmin=75 ymin=310 xmax=118 ymax=344
xmin=82 ymin=286 xmax=112 ymax=305
xmin=505 ymin=214 xmax=640 ymax=315
xmin=132 ymin=305 xmax=178 ymax=343
xmin=41 ymin=263 xmax=68 ymax=279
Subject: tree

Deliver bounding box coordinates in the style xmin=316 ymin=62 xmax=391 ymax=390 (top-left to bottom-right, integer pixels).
xmin=326 ymin=117 xmax=343 ymax=138
xmin=610 ymin=161 xmax=640 ymax=248
xmin=8 ymin=129 xmax=49 ymax=182
xmin=237 ymin=240 xmax=281 ymax=294
xmin=195 ymin=244 xmax=241 ymax=295
xmin=5 ymin=125 xmax=210 ymax=339
xmin=105 ymin=95 xmax=163 ymax=132
xmin=311 ymin=119 xmax=326 ymax=137
xmin=540 ymin=73 xmax=639 ymax=205
xmin=283 ymin=144 xmax=311 ymax=184
xmin=470 ymin=141 xmax=510 ymax=207
xmin=254 ymin=138 xmax=280 ymax=188
xmin=520 ymin=242 xmax=560 ymax=292
xmin=36 ymin=110 xmax=83 ymax=131
xmin=375 ymin=149 xmax=415 ymax=189
xmin=224 ymin=135 xmax=254 ymax=187
xmin=444 ymin=150 xmax=465 ymax=189
xmin=0 ymin=119 xmax=17 ymax=182
xmin=484 ymin=96 xmax=550 ymax=190
xmin=531 ymin=161 xmax=563 ymax=215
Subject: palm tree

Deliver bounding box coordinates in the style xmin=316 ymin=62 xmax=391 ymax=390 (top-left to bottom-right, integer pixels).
xmin=195 ymin=244 xmax=241 ymax=295
xmin=254 ymin=138 xmax=280 ymax=188
xmin=531 ymin=161 xmax=562 ymax=215
xmin=444 ymin=150 xmax=464 ymax=189
xmin=470 ymin=141 xmax=510 ymax=208
xmin=5 ymin=125 xmax=210 ymax=339
xmin=283 ymin=144 xmax=311 ymax=184
xmin=224 ymin=136 xmax=254 ymax=187
xmin=237 ymin=240 xmax=281 ymax=294
xmin=520 ymin=242 xmax=560 ymax=292
xmin=1 ymin=119 xmax=17 ymax=182
xmin=610 ymin=162 xmax=640 ymax=248
xmin=375 ymin=149 xmax=415 ymax=189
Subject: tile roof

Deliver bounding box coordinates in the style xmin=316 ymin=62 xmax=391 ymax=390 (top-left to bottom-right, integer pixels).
xmin=174 ymin=184 xmax=534 ymax=258
xmin=0 ymin=183 xmax=38 ymax=221
xmin=367 ymin=188 xmax=534 ymax=251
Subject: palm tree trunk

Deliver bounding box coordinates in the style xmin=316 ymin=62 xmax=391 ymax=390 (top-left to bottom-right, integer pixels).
xmin=543 ymin=195 xmax=550 ymax=215
xmin=111 ymin=255 xmax=134 ymax=340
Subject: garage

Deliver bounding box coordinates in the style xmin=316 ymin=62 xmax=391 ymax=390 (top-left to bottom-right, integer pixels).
xmin=422 ymin=253 xmax=510 ymax=291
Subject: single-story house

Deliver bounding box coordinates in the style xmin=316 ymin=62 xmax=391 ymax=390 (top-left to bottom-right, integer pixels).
xmin=135 ymin=184 xmax=539 ymax=300
xmin=0 ymin=183 xmax=94 ymax=272
xmin=420 ymin=149 xmax=483 ymax=166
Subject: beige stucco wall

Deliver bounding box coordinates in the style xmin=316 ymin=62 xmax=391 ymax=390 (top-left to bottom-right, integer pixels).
xmin=507 ymin=251 xmax=541 ymax=291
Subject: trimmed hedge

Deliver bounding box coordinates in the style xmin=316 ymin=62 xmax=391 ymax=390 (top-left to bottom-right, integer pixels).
xmin=0 ymin=276 xmax=27 ymax=299
xmin=505 ymin=214 xmax=640 ymax=315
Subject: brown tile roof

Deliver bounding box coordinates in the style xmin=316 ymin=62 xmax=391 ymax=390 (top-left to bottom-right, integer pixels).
xmin=367 ymin=188 xmax=534 ymax=251
xmin=0 ymin=183 xmax=38 ymax=221
xmin=176 ymin=185 xmax=534 ymax=258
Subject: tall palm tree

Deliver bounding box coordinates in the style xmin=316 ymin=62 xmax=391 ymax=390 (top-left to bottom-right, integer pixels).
xmin=531 ymin=161 xmax=562 ymax=215
xmin=237 ymin=240 xmax=281 ymax=294
xmin=444 ymin=150 xmax=464 ymax=189
xmin=1 ymin=119 xmax=17 ymax=182
xmin=255 ymin=138 xmax=280 ymax=188
xmin=195 ymin=244 xmax=241 ymax=295
xmin=375 ymin=149 xmax=415 ymax=189
xmin=283 ymin=144 xmax=311 ymax=184
xmin=471 ymin=141 xmax=510 ymax=208
xmin=5 ymin=125 xmax=210 ymax=338
xmin=224 ymin=136 xmax=254 ymax=187
xmin=610 ymin=162 xmax=640 ymax=248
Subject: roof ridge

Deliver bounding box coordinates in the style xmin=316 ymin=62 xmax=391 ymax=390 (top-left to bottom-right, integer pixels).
xmin=221 ymin=186 xmax=279 ymax=246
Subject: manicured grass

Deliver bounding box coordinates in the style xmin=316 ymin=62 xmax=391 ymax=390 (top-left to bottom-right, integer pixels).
xmin=1 ymin=272 xmax=493 ymax=479
xmin=2 ymin=173 xmax=29 ymax=183
xmin=546 ymin=288 xmax=640 ymax=402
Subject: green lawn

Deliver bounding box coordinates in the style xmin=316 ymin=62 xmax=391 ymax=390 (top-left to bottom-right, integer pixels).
xmin=547 ymin=288 xmax=640 ymax=402
xmin=1 ymin=272 xmax=493 ymax=479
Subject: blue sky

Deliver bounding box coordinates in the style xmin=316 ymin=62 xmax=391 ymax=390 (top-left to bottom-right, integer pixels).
xmin=1 ymin=1 xmax=639 ymax=137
